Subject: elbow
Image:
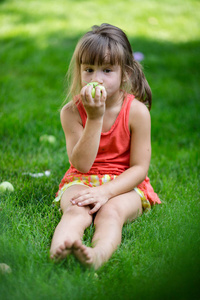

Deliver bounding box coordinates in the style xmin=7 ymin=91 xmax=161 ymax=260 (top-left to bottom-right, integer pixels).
xmin=76 ymin=166 xmax=91 ymax=174
xmin=141 ymin=165 xmax=149 ymax=180
xmin=72 ymin=161 xmax=92 ymax=174
xmin=141 ymin=172 xmax=147 ymax=182
xmin=69 ymin=152 xmax=92 ymax=173
xmin=134 ymin=165 xmax=149 ymax=182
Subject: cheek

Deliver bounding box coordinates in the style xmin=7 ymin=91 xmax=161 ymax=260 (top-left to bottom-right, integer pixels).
xmin=80 ymin=78 xmax=84 ymax=87
xmin=81 ymin=73 xmax=88 ymax=86
xmin=82 ymin=72 xmax=91 ymax=83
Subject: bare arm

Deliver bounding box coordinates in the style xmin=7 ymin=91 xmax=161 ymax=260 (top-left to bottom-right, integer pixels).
xmin=71 ymin=99 xmax=151 ymax=213
xmin=61 ymin=85 xmax=107 ymax=173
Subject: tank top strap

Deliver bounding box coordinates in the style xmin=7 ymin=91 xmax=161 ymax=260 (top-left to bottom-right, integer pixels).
xmin=123 ymin=94 xmax=135 ymax=134
xmin=75 ymin=97 xmax=87 ymax=127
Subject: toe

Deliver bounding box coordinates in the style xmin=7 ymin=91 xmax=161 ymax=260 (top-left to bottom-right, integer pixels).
xmin=73 ymin=240 xmax=82 ymax=250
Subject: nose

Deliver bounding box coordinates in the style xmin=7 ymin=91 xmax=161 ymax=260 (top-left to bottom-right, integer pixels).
xmin=92 ymin=70 xmax=103 ymax=84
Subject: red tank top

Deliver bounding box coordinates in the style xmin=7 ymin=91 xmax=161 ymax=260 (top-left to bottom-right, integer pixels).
xmin=67 ymin=93 xmax=135 ymax=176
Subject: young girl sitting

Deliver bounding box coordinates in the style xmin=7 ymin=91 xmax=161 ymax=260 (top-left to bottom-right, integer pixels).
xmin=50 ymin=23 xmax=161 ymax=269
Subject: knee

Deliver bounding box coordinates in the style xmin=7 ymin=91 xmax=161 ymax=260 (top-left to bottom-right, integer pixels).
xmin=62 ymin=205 xmax=93 ymax=229
xmin=63 ymin=204 xmax=90 ymax=218
xmin=94 ymin=203 xmax=122 ymax=225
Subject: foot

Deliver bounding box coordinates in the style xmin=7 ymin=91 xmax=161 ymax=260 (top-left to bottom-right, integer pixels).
xmin=50 ymin=240 xmax=73 ymax=261
xmin=72 ymin=240 xmax=103 ymax=270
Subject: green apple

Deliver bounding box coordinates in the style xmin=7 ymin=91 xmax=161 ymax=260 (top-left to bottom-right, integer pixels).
xmin=0 ymin=263 xmax=12 ymax=274
xmin=87 ymin=82 xmax=105 ymax=98
xmin=39 ymin=134 xmax=56 ymax=144
xmin=0 ymin=181 xmax=14 ymax=192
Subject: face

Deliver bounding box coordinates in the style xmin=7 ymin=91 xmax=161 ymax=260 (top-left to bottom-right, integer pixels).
xmin=80 ymin=63 xmax=122 ymax=101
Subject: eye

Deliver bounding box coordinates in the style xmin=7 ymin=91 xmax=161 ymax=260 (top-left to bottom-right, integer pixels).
xmin=103 ymin=69 xmax=111 ymax=73
xmin=85 ymin=68 xmax=93 ymax=73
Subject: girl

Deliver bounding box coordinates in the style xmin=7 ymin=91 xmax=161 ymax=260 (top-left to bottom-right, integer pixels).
xmin=50 ymin=23 xmax=161 ymax=269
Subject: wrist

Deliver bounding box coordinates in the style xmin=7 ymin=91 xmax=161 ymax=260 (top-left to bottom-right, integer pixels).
xmin=86 ymin=117 xmax=104 ymax=131
xmin=87 ymin=116 xmax=104 ymax=122
xmin=102 ymin=181 xmax=116 ymax=199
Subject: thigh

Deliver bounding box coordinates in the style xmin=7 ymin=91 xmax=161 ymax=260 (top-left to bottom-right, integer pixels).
xmin=98 ymin=190 xmax=143 ymax=224
xmin=60 ymin=184 xmax=90 ymax=213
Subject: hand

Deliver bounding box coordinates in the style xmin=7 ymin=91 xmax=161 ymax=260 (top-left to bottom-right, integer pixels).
xmin=70 ymin=186 xmax=109 ymax=214
xmin=80 ymin=85 xmax=107 ymax=120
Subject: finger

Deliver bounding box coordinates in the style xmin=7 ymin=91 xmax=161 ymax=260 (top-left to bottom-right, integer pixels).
xmin=94 ymin=86 xmax=106 ymax=100
xmin=101 ymin=87 xmax=107 ymax=101
xmin=89 ymin=203 xmax=101 ymax=214
xmin=93 ymin=86 xmax=102 ymax=100
xmin=85 ymin=85 xmax=93 ymax=100
xmin=71 ymin=193 xmax=92 ymax=205
xmin=80 ymin=85 xmax=93 ymax=102
xmin=71 ymin=190 xmax=89 ymax=200
xmin=77 ymin=198 xmax=95 ymax=207
xmin=80 ymin=85 xmax=88 ymax=99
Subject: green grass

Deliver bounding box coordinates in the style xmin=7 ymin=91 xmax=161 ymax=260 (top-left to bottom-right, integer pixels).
xmin=0 ymin=0 xmax=200 ymax=299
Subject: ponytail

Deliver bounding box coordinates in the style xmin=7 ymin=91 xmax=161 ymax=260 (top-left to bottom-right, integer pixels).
xmin=130 ymin=60 xmax=152 ymax=110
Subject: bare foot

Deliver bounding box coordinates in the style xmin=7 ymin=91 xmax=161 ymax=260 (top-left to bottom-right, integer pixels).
xmin=50 ymin=240 xmax=73 ymax=261
xmin=72 ymin=240 xmax=103 ymax=270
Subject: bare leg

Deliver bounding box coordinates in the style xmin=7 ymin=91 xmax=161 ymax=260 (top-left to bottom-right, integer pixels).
xmin=50 ymin=185 xmax=93 ymax=260
xmin=72 ymin=190 xmax=142 ymax=269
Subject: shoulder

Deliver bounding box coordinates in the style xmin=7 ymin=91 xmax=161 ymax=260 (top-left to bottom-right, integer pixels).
xmin=60 ymin=101 xmax=82 ymax=129
xmin=130 ymin=98 xmax=150 ymax=119
xmin=60 ymin=101 xmax=79 ymax=119
xmin=61 ymin=101 xmax=75 ymax=114
xmin=129 ymin=98 xmax=151 ymax=130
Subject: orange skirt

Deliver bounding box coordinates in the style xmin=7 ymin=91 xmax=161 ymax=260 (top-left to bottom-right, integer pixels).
xmin=53 ymin=174 xmax=161 ymax=212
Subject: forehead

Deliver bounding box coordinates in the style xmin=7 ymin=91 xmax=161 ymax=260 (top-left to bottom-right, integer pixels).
xmin=80 ymin=49 xmax=117 ymax=66
xmin=78 ymin=36 xmax=123 ymax=66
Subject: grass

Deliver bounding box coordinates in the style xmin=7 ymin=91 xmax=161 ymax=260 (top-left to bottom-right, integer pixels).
xmin=0 ymin=0 xmax=200 ymax=299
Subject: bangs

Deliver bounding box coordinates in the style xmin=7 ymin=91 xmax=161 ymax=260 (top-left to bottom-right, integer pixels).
xmin=77 ymin=34 xmax=123 ymax=66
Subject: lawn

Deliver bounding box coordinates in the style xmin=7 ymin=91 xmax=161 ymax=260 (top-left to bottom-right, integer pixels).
xmin=0 ymin=0 xmax=200 ymax=299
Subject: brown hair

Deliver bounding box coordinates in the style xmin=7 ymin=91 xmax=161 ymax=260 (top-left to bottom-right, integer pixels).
xmin=65 ymin=23 xmax=152 ymax=110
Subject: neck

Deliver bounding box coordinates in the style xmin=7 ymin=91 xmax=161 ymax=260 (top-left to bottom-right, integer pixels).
xmin=106 ymin=90 xmax=124 ymax=109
